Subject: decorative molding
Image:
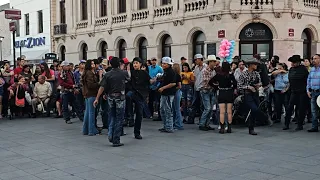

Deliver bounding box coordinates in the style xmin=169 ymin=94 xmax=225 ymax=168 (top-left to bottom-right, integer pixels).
xmin=149 ymin=24 xmax=154 ymax=29
xmin=274 ymin=12 xmax=282 ymax=18
xmin=70 ymin=35 xmax=77 ymax=40
xmin=173 ymin=20 xmax=179 ymax=26
xmin=107 ymin=30 xmax=112 ymax=35
xmin=231 ymin=13 xmax=239 ymax=19
xmin=216 ymin=14 xmax=222 ymax=20
xmin=291 ymin=12 xmax=296 ymax=19
xmin=61 ymin=36 xmax=66 ymax=42
xmin=208 ymin=15 xmax=215 ymax=21
xmin=127 ymin=27 xmax=131 ymax=32
xmin=252 ymin=13 xmax=261 ymax=19
xmin=297 ymin=13 xmax=302 ymax=19
xmin=179 ymin=19 xmax=184 ymax=26
xmin=88 ymin=33 xmax=95 ymax=37
xmin=54 ymin=37 xmax=60 ymax=42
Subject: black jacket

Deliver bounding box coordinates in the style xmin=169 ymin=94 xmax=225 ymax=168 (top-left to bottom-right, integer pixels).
xmin=288 ymin=65 xmax=309 ymax=93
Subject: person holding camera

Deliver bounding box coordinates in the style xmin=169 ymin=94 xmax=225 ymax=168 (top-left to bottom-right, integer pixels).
xmin=272 ymin=63 xmax=289 ymax=124
xmin=238 ymin=58 xmax=268 ymax=135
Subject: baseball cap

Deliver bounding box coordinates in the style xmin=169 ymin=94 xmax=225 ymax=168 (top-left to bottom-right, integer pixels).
xmin=122 ymin=58 xmax=129 ymax=64
xmin=194 ymin=54 xmax=203 ymax=59
xmin=101 ymin=59 xmax=108 ymax=66
xmin=161 ymin=57 xmax=173 ymax=65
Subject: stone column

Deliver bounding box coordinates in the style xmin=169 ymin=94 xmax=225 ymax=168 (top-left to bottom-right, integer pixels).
xmin=107 ymin=0 xmax=112 ymax=16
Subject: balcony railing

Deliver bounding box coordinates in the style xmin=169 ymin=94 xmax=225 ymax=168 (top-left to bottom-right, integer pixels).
xmin=53 ymin=24 xmax=67 ymax=35
xmin=76 ymin=21 xmax=88 ymax=29
xmin=132 ymin=10 xmax=149 ymax=21
xmin=184 ymin=0 xmax=208 ymax=12
xmin=95 ymin=17 xmax=108 ymax=26
xmin=240 ymin=0 xmax=273 ymax=6
xmin=154 ymin=5 xmax=173 ymax=17
xmin=304 ymin=0 xmax=319 ymax=8
xmin=112 ymin=14 xmax=127 ymax=24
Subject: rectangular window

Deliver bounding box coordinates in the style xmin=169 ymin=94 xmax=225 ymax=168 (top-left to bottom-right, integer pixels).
xmin=100 ymin=0 xmax=107 ymax=17
xmin=138 ymin=0 xmax=147 ymax=10
xmin=16 ymin=20 xmax=20 ymax=37
xmin=38 ymin=10 xmax=43 ymax=33
xmin=81 ymin=0 xmax=88 ymax=20
xmin=119 ymin=0 xmax=126 ymax=13
xmin=60 ymin=0 xmax=66 ymax=23
xmin=25 ymin=14 xmax=29 ymax=35
xmin=161 ymin=0 xmax=171 ymax=5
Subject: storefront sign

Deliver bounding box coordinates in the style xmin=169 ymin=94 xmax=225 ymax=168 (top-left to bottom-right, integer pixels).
xmin=15 ymin=37 xmax=46 ymax=48
xmin=239 ymin=23 xmax=273 ymax=41
xmin=288 ymin=28 xmax=294 ymax=37
xmin=218 ymin=30 xmax=226 ymax=38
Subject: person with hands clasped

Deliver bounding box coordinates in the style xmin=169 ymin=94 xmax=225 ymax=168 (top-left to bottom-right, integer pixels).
xmin=238 ymin=58 xmax=268 ymax=135
xmin=58 ymin=61 xmax=84 ymax=124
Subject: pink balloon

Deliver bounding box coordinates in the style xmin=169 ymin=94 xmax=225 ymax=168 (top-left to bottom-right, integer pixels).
xmin=226 ymin=50 xmax=230 ymax=53
xmin=226 ymin=46 xmax=230 ymax=50
xmin=228 ymin=42 xmax=232 ymax=46
xmin=226 ymin=53 xmax=230 ymax=57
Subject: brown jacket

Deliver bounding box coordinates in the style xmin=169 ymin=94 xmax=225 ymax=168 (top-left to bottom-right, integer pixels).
xmin=81 ymin=71 xmax=99 ymax=98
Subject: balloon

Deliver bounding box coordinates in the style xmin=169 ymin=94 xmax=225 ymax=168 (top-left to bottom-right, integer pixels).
xmin=226 ymin=46 xmax=230 ymax=50
xmin=226 ymin=50 xmax=230 ymax=53
xmin=226 ymin=53 xmax=230 ymax=57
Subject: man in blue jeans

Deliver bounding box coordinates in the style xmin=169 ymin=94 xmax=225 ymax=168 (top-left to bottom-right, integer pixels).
xmin=198 ymin=55 xmax=219 ymax=131
xmin=94 ymin=57 xmax=129 ymax=147
xmin=58 ymin=61 xmax=84 ymax=124
xmin=307 ymin=54 xmax=320 ymax=132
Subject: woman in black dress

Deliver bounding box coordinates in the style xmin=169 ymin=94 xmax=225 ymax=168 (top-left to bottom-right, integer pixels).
xmin=212 ymin=62 xmax=237 ymax=134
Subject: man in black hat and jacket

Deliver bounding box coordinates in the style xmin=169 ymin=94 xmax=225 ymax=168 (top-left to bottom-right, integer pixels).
xmin=283 ymin=55 xmax=309 ymax=131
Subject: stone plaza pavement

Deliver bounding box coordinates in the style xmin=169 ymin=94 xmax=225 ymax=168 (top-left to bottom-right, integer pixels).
xmin=0 ymin=117 xmax=320 ymax=180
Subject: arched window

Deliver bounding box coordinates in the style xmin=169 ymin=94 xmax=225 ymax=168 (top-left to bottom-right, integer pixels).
xmin=81 ymin=0 xmax=88 ymax=20
xmin=139 ymin=37 xmax=148 ymax=61
xmin=302 ymin=29 xmax=312 ymax=59
xmin=100 ymin=41 xmax=107 ymax=58
xmin=60 ymin=45 xmax=66 ymax=61
xmin=192 ymin=31 xmax=206 ymax=56
xmin=118 ymin=39 xmax=127 ymax=59
xmin=81 ymin=43 xmax=88 ymax=60
xmin=162 ymin=35 xmax=172 ymax=57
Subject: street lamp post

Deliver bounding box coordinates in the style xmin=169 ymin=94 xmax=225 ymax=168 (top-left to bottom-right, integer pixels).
xmin=0 ymin=36 xmax=4 ymax=62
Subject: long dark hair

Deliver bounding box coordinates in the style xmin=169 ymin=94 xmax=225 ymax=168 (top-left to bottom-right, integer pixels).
xmin=182 ymin=63 xmax=192 ymax=72
xmin=82 ymin=60 xmax=94 ymax=78
xmin=220 ymin=62 xmax=231 ymax=76
xmin=41 ymin=62 xmax=52 ymax=78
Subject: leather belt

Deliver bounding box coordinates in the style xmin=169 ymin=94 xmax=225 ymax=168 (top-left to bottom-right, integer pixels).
xmin=109 ymin=92 xmax=122 ymax=97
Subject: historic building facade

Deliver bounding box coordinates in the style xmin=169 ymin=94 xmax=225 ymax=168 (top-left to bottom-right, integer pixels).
xmin=0 ymin=3 xmax=12 ymax=62
xmin=52 ymin=0 xmax=320 ymax=64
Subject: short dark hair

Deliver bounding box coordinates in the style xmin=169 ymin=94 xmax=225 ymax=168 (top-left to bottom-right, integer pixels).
xmin=181 ymin=57 xmax=187 ymax=60
xmin=110 ymin=57 xmax=120 ymax=68
xmin=221 ymin=62 xmax=231 ymax=75
xmin=273 ymin=55 xmax=280 ymax=62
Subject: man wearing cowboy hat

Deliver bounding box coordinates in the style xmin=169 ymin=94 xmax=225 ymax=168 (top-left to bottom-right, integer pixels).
xmin=198 ymin=55 xmax=219 ymax=131
xmin=187 ymin=54 xmax=206 ymax=124
xmin=238 ymin=58 xmax=268 ymax=135
xmin=283 ymin=55 xmax=309 ymax=131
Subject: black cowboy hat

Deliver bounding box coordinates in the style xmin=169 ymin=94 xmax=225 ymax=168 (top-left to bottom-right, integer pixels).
xmin=288 ymin=55 xmax=303 ymax=63
xmin=244 ymin=58 xmax=260 ymax=65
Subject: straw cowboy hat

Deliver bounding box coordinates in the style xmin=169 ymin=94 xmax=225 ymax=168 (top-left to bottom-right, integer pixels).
xmin=204 ymin=55 xmax=218 ymax=63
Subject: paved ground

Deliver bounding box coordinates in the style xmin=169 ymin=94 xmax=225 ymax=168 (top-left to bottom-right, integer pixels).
xmin=0 ymin=117 xmax=320 ymax=180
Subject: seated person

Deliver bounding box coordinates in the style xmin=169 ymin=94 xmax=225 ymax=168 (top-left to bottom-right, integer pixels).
xmin=8 ymin=76 xmax=31 ymax=117
xmin=31 ymin=75 xmax=52 ymax=117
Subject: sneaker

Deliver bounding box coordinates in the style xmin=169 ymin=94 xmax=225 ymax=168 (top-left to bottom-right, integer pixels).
xmin=112 ymin=143 xmax=124 ymax=147
xmin=65 ymin=120 xmax=72 ymax=124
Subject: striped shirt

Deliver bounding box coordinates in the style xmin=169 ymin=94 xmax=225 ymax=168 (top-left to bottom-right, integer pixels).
xmin=307 ymin=66 xmax=320 ymax=92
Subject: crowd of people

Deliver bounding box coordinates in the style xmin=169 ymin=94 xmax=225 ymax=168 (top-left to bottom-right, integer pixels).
xmin=0 ymin=53 xmax=320 ymax=147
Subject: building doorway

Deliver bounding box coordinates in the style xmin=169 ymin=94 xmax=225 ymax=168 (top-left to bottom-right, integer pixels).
xmin=239 ymin=23 xmax=273 ymax=60
xmin=302 ymin=29 xmax=312 ymax=60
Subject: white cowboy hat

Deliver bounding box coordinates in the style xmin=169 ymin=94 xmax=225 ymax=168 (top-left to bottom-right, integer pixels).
xmin=317 ymin=95 xmax=320 ymax=108
xmin=204 ymin=55 xmax=218 ymax=62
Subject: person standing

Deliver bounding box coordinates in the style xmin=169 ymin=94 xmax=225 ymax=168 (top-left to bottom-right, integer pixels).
xmin=129 ymin=57 xmax=154 ymax=139
xmin=272 ymin=63 xmax=289 ymax=124
xmin=198 ymin=55 xmax=218 ymax=131
xmin=148 ymin=57 xmax=163 ymax=121
xmin=283 ymin=55 xmax=309 ymax=131
xmin=58 ymin=61 xmax=84 ymax=124
xmin=234 ymin=60 xmax=247 ymax=82
xmin=211 ymin=62 xmax=237 ymax=134
xmin=81 ymin=60 xmax=100 ymax=136
xmin=74 ymin=60 xmax=86 ymax=113
xmin=94 ymin=57 xmax=129 ymax=147
xmin=180 ymin=63 xmax=194 ymax=123
xmin=187 ymin=54 xmax=207 ymax=124
xmin=172 ymin=63 xmax=183 ymax=130
xmin=158 ymin=57 xmax=176 ymax=133
xmin=307 ymin=54 xmax=320 ymax=132
xmin=238 ymin=58 xmax=267 ymax=135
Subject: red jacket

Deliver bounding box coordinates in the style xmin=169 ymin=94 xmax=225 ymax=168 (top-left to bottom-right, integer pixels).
xmin=58 ymin=71 xmax=75 ymax=89
xmin=14 ymin=67 xmax=23 ymax=75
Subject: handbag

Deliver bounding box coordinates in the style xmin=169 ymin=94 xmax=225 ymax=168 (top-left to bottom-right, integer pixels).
xmin=15 ymin=85 xmax=25 ymax=107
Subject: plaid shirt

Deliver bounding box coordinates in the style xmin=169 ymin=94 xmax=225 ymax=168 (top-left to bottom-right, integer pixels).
xmin=200 ymin=66 xmax=216 ymax=90
xmin=238 ymin=70 xmax=261 ymax=91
